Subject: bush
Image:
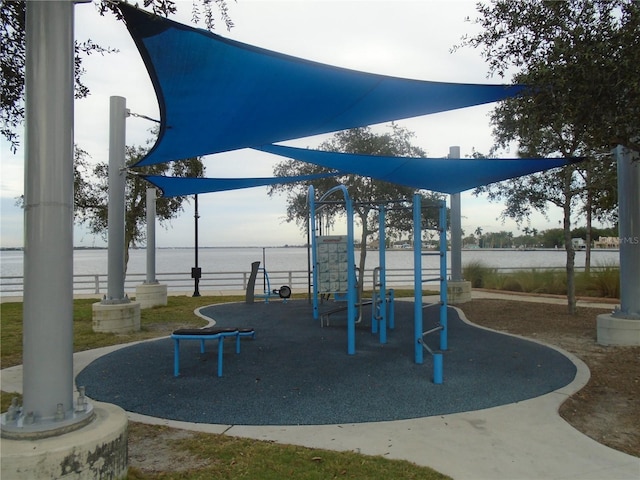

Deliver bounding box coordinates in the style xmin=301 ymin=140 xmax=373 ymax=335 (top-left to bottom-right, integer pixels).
xmin=463 ymin=261 xmax=495 ymax=288
xmin=464 ymin=263 xmax=619 ymax=299
xmin=511 ymin=269 xmax=566 ymax=295
xmin=577 ymin=263 xmax=620 ymax=298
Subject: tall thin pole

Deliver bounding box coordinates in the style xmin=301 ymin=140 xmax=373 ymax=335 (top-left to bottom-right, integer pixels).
xmin=615 ymin=146 xmax=640 ymax=318
xmin=262 ymin=247 xmax=267 ymax=293
xmin=146 ymin=188 xmax=157 ymax=284
xmin=413 ymin=193 xmax=423 ymax=364
xmin=192 ymin=194 xmax=201 ymax=297
xmin=21 ymin=0 xmax=75 ymax=428
xmin=449 ymin=146 xmax=463 ymax=281
xmin=106 ymin=96 xmax=128 ymax=302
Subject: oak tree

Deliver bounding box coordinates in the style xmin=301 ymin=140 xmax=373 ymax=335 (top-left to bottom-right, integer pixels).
xmin=459 ymin=0 xmax=637 ymax=313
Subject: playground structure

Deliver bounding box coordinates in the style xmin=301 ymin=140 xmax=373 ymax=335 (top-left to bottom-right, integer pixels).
xmin=170 ymin=327 xmax=256 ymax=377
xmin=413 ymin=193 xmax=448 ymax=384
xmin=308 ymin=186 xmax=448 ymax=383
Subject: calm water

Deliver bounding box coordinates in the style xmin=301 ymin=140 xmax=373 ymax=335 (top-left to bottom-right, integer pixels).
xmin=0 ymin=247 xmax=620 ymax=278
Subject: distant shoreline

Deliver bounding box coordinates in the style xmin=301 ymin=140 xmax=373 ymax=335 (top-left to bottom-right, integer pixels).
xmin=0 ymin=245 xmax=310 ymax=251
xmin=1 ymin=246 xmax=621 ymax=252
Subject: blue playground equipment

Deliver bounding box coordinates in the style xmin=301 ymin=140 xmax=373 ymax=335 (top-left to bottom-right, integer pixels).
xmin=308 ymin=185 xmax=358 ymax=354
xmin=170 ymin=327 xmax=256 ymax=377
xmin=413 ymin=193 xmax=448 ymax=384
xmin=308 ymin=186 xmax=448 ymax=383
xmin=370 ymin=204 xmax=395 ymax=345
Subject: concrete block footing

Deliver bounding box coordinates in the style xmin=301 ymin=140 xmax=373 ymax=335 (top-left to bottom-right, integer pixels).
xmin=92 ymin=301 xmax=141 ymax=333
xmin=447 ymin=280 xmax=472 ymax=304
xmin=135 ymin=283 xmax=168 ymax=309
xmin=1 ymin=402 xmax=128 ymax=480
xmin=597 ymin=313 xmax=640 ymax=346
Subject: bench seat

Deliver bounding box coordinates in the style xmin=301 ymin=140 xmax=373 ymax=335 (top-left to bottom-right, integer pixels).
xmin=171 ymin=327 xmax=255 ymax=377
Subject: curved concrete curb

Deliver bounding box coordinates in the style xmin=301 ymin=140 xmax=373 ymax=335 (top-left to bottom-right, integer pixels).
xmin=2 ymin=298 xmax=638 ymax=480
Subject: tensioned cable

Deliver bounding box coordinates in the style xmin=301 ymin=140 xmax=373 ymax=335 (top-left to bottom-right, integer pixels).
xmin=128 ymin=111 xmax=161 ymax=123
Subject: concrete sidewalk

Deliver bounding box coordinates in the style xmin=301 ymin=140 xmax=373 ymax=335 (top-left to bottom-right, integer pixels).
xmin=2 ymin=292 xmax=637 ymax=480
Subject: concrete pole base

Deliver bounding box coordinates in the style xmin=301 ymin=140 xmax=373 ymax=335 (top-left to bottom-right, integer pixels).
xmin=597 ymin=313 xmax=640 ymax=346
xmin=135 ymin=283 xmax=168 ymax=309
xmin=92 ymin=301 xmax=141 ymax=333
xmin=447 ymin=280 xmax=472 ymax=304
xmin=1 ymin=402 xmax=128 ymax=480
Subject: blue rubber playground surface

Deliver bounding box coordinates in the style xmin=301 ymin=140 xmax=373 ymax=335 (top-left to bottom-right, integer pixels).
xmin=76 ymin=300 xmax=577 ymax=426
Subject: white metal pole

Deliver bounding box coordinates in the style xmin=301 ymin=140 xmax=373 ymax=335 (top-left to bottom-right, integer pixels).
xmin=106 ymin=96 xmax=128 ymax=302
xmin=21 ymin=0 xmax=75 ymax=427
xmin=449 ymin=146 xmax=463 ymax=281
xmin=615 ymin=146 xmax=640 ymax=318
xmin=146 ymin=188 xmax=157 ymax=284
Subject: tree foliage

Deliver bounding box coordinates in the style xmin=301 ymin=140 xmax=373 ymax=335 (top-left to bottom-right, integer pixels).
xmin=458 ymin=0 xmax=637 ymax=313
xmin=0 ymin=0 xmax=233 ymax=152
xmin=3 ymin=0 xmax=228 ymax=266
xmin=75 ymin=146 xmax=204 ymax=267
xmin=268 ymin=125 xmax=445 ymax=297
xmin=460 ymin=0 xmax=639 ymax=154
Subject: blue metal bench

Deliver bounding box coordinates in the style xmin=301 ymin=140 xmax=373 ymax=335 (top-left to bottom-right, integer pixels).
xmin=171 ymin=327 xmax=255 ymax=377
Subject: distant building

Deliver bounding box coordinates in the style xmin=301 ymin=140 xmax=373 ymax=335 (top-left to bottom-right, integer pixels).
xmin=571 ymin=238 xmax=587 ymax=250
xmin=594 ymin=236 xmax=619 ymax=249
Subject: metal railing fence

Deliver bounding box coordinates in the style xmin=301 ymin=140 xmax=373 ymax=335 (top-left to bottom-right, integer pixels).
xmin=0 ymin=264 xmax=611 ymax=298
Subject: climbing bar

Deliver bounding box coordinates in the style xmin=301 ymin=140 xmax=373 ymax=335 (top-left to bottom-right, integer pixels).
xmin=422 ymin=325 xmax=444 ymax=337
xmin=418 ymin=337 xmax=435 ymax=355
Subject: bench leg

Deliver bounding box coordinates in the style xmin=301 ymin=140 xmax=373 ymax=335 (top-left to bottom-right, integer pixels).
xmin=236 ymin=331 xmax=256 ymax=354
xmin=217 ymin=337 xmax=224 ymax=377
xmin=173 ymin=338 xmax=180 ymax=377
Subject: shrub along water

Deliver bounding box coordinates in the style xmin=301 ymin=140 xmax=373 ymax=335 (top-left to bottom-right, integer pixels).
xmin=463 ymin=261 xmax=619 ymax=298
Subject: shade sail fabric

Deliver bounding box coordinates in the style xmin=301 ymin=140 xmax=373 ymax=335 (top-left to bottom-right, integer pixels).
xmin=256 ymin=144 xmax=578 ymax=194
xmin=119 ymin=3 xmax=526 ymax=167
xmin=142 ymin=172 xmax=337 ymax=197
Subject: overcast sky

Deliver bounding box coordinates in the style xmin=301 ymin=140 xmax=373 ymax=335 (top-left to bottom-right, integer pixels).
xmin=1 ymin=0 xmax=572 ymax=248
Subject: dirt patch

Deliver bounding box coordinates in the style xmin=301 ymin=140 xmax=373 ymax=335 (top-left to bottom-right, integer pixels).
xmin=127 ymin=298 xmax=639 ymax=474
xmin=128 ymin=423 xmax=210 ymax=474
xmin=460 ymin=299 xmax=640 ymax=458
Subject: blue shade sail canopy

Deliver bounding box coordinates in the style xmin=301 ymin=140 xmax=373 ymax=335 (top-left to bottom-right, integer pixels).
xmin=142 ymin=172 xmax=337 ymax=197
xmin=119 ymin=3 xmax=526 ymax=167
xmin=256 ymin=144 xmax=579 ymax=194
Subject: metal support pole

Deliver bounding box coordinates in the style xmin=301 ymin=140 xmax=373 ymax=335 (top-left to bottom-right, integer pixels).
xmin=449 ymin=146 xmax=463 ymax=281
xmin=378 ymin=205 xmax=387 ymax=344
xmin=439 ymin=200 xmax=449 ymax=351
xmin=16 ymin=0 xmax=90 ymax=434
xmin=105 ymin=96 xmax=128 ymax=302
xmin=192 ymin=194 xmax=201 ymax=297
xmin=309 ymin=187 xmax=319 ymax=319
xmin=614 ymin=146 xmax=640 ymax=318
xmin=262 ymin=247 xmax=267 ymax=293
xmin=413 ymin=193 xmax=423 ymax=364
xmin=145 ymin=188 xmax=158 ymax=284
xmin=344 ymin=188 xmax=356 ymax=355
